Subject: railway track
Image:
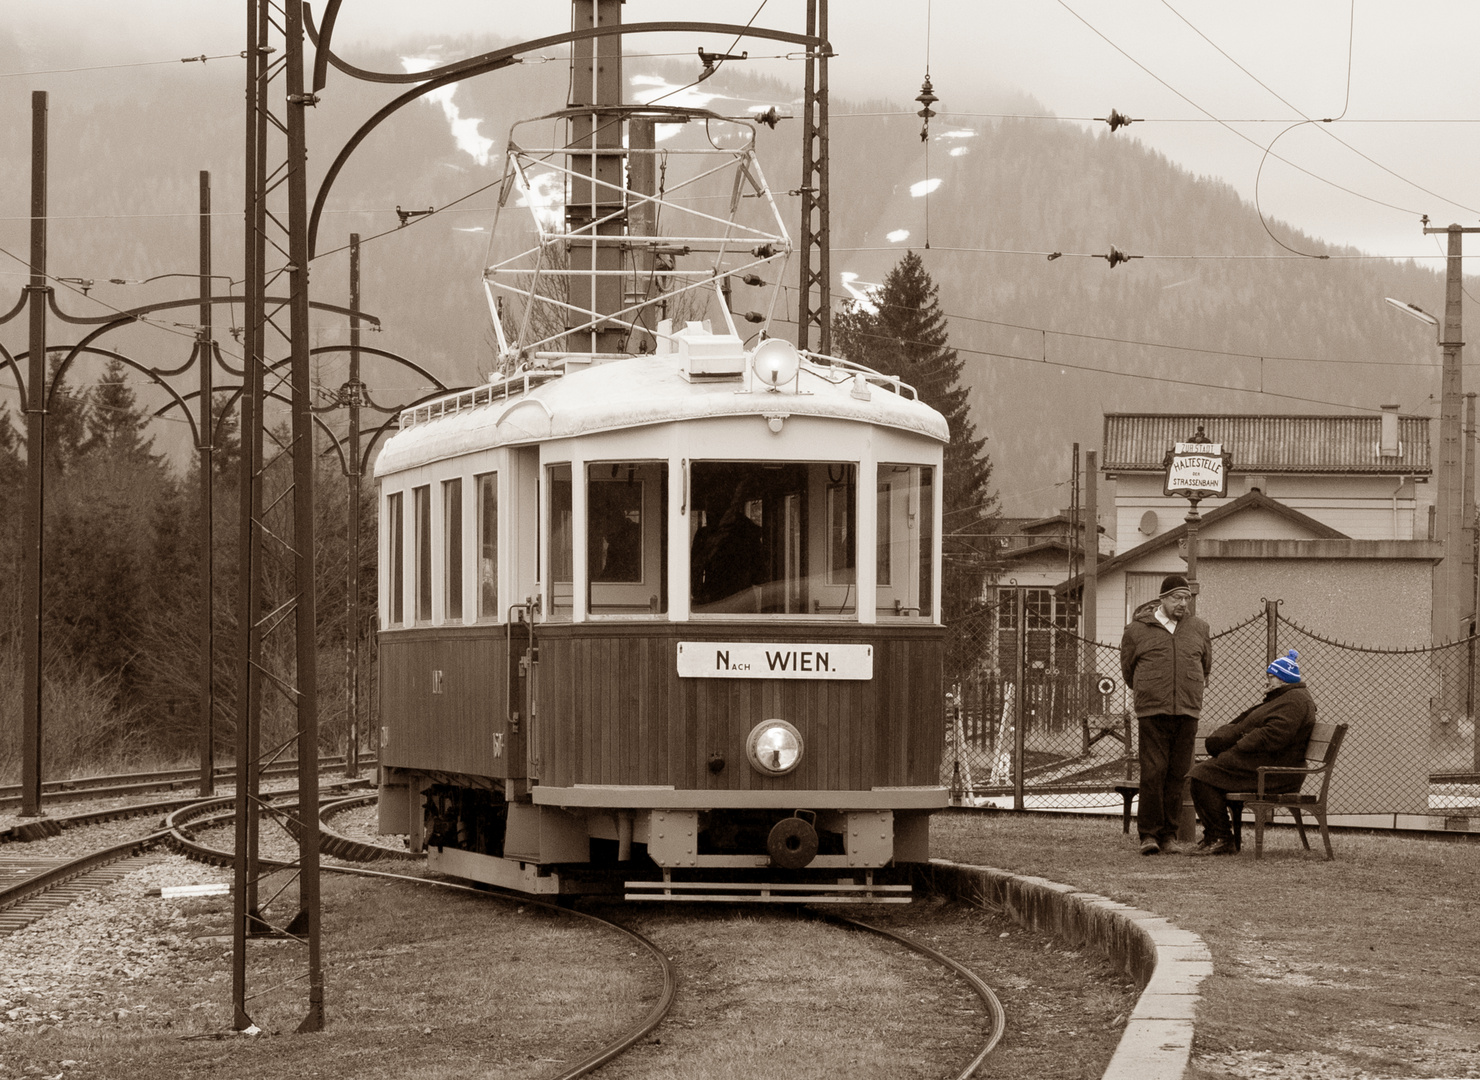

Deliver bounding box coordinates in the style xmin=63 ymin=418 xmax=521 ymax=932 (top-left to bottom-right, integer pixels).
xmin=0 ymin=833 xmax=170 ymax=936
xmin=822 ymin=911 xmax=1007 ymax=1078
xmin=0 ymin=786 xmax=403 ymax=936
xmin=1 ymin=792 xmax=1005 ymax=1078
xmin=0 ymin=755 xmax=378 ymax=810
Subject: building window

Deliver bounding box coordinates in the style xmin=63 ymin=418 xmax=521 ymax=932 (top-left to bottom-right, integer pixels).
xmin=387 ymin=491 xmax=403 ymax=625
xmin=443 ymin=478 xmax=462 ymax=623
xmin=414 ymin=485 xmax=432 ymax=623
xmin=477 ymin=472 xmax=498 ymax=620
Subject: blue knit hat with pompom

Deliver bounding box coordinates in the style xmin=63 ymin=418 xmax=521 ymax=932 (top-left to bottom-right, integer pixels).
xmin=1266 ymin=649 xmax=1301 ymax=683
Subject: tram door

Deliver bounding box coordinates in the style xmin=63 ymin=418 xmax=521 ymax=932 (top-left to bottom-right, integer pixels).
xmin=506 ymin=446 xmax=541 ymax=785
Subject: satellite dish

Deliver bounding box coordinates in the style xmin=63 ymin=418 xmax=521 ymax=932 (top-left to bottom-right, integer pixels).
xmin=1138 ymin=511 xmax=1158 ymax=536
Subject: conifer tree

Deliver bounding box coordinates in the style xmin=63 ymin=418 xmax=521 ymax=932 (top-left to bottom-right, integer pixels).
xmin=833 ymin=251 xmax=998 ymax=621
xmin=81 ymin=359 xmax=158 ymax=462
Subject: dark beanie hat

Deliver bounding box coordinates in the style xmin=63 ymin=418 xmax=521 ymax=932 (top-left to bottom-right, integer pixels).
xmin=1159 ymin=574 xmax=1190 ymax=596
xmin=1267 ymin=649 xmax=1301 ymax=683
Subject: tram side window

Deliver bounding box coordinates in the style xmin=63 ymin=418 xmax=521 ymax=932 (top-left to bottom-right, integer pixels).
xmin=587 ymin=461 xmax=668 ymax=615
xmin=877 ymin=464 xmax=934 ymax=619
xmin=689 ymin=461 xmax=856 ymax=617
xmin=547 ymin=464 xmax=573 ymax=621
xmin=476 ymin=472 xmax=498 ymax=620
xmin=387 ymin=491 xmax=404 ymax=625
xmin=443 ymin=478 xmax=463 ymax=622
xmin=414 ymin=485 xmax=432 ymax=623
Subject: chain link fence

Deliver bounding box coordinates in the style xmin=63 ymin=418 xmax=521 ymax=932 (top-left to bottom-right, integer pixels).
xmin=942 ymin=593 xmax=1480 ymax=825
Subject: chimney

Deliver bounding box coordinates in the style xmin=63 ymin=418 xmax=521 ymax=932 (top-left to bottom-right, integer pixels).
xmin=1379 ymin=404 xmax=1401 ymax=458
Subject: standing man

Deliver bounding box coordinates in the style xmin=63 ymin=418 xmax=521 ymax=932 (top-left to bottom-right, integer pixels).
xmin=1120 ymin=574 xmax=1211 ymax=855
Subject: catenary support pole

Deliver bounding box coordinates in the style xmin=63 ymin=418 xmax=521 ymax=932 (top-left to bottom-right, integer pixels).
xmin=1013 ymin=587 xmax=1025 ymax=812
xmin=198 ymin=170 xmax=215 ymax=797
xmin=233 ymin=0 xmax=268 ymax=1031
xmin=797 ymin=0 xmax=830 ymax=353
xmin=346 ymin=233 xmax=362 ymax=780
xmin=284 ymin=0 xmax=325 ymax=1032
xmin=1464 ymin=391 xmax=1476 ymax=634
xmin=20 ymin=90 xmax=48 ymax=819
xmin=1422 ymin=222 xmax=1475 ymax=647
xmin=1082 ymin=448 xmax=1098 ymax=658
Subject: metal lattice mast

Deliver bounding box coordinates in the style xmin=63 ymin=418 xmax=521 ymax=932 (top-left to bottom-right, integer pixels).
xmin=232 ymin=0 xmax=324 ymax=1034
xmin=568 ymin=0 xmax=626 ymax=353
xmin=797 ymin=0 xmax=830 ymax=353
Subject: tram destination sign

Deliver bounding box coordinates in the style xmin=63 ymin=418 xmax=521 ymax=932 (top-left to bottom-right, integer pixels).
xmin=1163 ymin=441 xmax=1229 ymax=499
xmin=677 ymin=641 xmax=873 ymax=680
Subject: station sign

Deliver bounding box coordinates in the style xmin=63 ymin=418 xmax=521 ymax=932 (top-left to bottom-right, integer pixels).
xmin=677 ymin=641 xmax=873 ymax=680
xmin=1163 ymin=441 xmax=1230 ymax=499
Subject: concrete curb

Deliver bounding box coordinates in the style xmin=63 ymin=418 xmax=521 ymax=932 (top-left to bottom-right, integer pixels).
xmin=919 ymin=860 xmax=1211 ymax=1080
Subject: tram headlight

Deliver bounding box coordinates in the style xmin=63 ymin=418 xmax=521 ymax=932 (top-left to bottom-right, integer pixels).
xmin=750 ymin=338 xmax=800 ymax=389
xmin=747 ymin=719 xmax=803 ymax=776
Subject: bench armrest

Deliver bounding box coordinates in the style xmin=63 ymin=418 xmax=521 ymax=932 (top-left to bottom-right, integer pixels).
xmin=1253 ymin=762 xmax=1326 ymax=797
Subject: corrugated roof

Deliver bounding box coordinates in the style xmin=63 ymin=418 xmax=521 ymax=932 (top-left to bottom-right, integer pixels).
xmin=1102 ymin=413 xmax=1430 ymax=474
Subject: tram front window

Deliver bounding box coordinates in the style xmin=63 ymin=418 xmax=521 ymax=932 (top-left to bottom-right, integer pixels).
xmin=689 ymin=461 xmax=856 ymax=616
xmin=587 ymin=461 xmax=668 ymax=615
xmin=877 ymin=464 xmax=934 ymax=620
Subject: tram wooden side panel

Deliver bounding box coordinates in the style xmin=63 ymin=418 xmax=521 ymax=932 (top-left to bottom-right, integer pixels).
xmin=379 ymin=628 xmax=515 ymax=779
xmin=532 ymin=624 xmax=944 ymax=792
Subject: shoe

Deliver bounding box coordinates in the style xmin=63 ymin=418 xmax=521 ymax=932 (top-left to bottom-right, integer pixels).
xmin=1159 ymin=838 xmax=1181 ymax=855
xmin=1184 ymin=838 xmax=1214 ymax=856
xmin=1139 ymin=838 xmax=1160 ymax=855
xmin=1188 ymin=838 xmax=1237 ymax=857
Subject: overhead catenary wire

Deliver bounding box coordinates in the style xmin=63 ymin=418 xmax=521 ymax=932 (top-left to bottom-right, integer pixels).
xmin=837 ymin=324 xmax=1431 ymax=416
xmin=1159 ymin=0 xmax=1477 ymax=221
xmin=1052 ymin=0 xmax=1435 ymax=238
xmin=0 ymin=52 xmax=242 ymax=79
xmin=834 ymin=291 xmax=1444 ymax=369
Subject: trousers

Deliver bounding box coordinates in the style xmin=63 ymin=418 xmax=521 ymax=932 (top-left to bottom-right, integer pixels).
xmin=1190 ymin=777 xmax=1238 ymax=843
xmin=1137 ymin=714 xmax=1198 ymax=843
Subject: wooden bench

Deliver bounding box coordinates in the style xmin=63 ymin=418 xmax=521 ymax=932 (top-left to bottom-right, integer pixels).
xmin=1229 ymin=721 xmax=1348 ymax=860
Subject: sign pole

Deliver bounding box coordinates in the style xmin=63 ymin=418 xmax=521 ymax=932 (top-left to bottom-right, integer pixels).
xmin=1184 ymin=497 xmax=1202 ymax=616
xmin=1162 ymin=426 xmax=1231 ymax=619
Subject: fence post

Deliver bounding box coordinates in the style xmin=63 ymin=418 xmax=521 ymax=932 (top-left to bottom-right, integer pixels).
xmin=1014 ymin=587 xmax=1026 ymax=811
xmin=1265 ymin=599 xmax=1279 ymax=665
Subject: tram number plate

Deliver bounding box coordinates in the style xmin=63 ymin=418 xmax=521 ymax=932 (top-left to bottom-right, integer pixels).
xmin=677 ymin=642 xmax=873 ymax=680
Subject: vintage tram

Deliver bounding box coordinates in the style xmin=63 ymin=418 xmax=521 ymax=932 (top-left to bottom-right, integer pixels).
xmin=374 ymin=103 xmax=949 ymax=902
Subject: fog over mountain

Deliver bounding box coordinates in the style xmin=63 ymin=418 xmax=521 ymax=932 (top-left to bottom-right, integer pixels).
xmin=0 ymin=28 xmax=1457 ymax=528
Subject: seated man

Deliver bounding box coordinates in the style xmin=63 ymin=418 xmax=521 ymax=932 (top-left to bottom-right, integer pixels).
xmin=1187 ymin=650 xmax=1316 ymax=857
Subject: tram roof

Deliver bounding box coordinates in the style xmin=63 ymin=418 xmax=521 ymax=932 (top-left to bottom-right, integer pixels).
xmin=375 ymin=352 xmax=949 ymax=477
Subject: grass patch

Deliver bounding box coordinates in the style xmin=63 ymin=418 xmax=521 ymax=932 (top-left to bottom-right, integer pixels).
xmin=933 ymin=811 xmax=1480 ymax=1080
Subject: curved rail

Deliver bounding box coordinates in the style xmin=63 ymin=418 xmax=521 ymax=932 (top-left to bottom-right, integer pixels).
xmin=0 ymin=755 xmax=377 ymax=810
xmin=165 ymin=801 xmax=674 ymax=1080
xmin=0 ymin=830 xmax=170 ymax=913
xmin=821 ymin=912 xmax=1008 ymax=1079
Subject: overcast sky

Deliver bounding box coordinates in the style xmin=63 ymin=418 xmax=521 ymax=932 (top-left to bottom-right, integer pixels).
xmin=8 ymin=0 xmax=1478 ymax=261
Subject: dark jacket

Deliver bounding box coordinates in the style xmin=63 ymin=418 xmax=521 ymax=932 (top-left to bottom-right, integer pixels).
xmin=1190 ymin=681 xmax=1317 ymax=794
xmin=1120 ymin=606 xmax=1212 ymax=719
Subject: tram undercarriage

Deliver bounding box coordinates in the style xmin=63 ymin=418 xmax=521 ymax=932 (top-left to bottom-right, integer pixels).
xmin=381 ymin=770 xmax=931 ymax=902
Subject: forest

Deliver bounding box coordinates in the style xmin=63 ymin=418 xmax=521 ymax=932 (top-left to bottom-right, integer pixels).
xmin=0 ymin=359 xmax=375 ymax=782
